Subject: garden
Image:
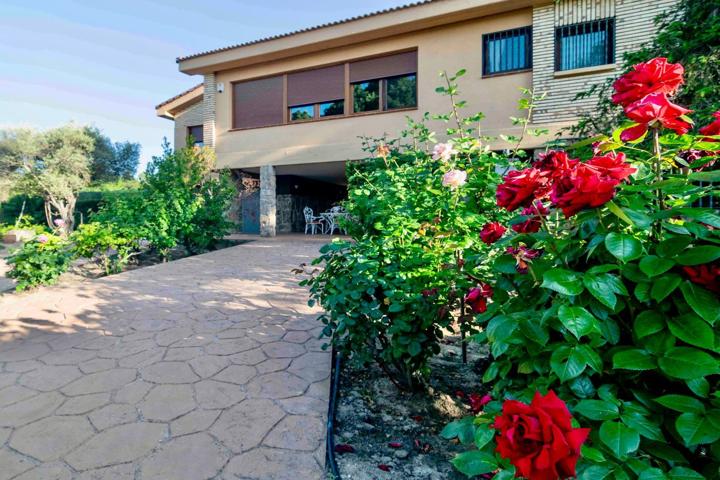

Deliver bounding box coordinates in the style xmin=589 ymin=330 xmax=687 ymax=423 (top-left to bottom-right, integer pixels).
xmin=0 ymin=130 xmax=237 ymax=292
xmin=304 ymin=55 xmax=719 ymax=480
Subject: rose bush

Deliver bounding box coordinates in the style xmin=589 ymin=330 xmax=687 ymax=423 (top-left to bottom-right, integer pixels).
xmin=303 ymin=70 xmax=543 ymax=389
xmin=445 ymin=58 xmax=719 ymax=479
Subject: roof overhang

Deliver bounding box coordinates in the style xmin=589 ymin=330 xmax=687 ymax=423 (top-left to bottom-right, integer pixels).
xmin=177 ymin=0 xmax=544 ymax=75
xmin=155 ymin=84 xmax=204 ymax=120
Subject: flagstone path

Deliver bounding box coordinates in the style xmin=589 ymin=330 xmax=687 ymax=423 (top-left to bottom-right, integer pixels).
xmin=0 ymin=236 xmax=330 ymax=480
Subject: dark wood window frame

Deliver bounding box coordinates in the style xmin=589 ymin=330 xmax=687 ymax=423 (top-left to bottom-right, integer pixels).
xmin=230 ymin=49 xmax=418 ymax=131
xmin=554 ymin=18 xmax=615 ymax=72
xmin=482 ymin=26 xmax=533 ymax=77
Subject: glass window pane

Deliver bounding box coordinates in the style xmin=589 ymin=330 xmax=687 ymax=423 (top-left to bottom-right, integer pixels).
xmin=319 ymin=100 xmax=344 ymax=117
xmin=557 ymin=21 xmax=611 ymax=71
xmin=352 ymin=80 xmax=380 ymax=113
xmin=290 ymin=104 xmax=314 ymax=121
xmin=385 ymin=74 xmax=417 ymax=110
xmin=484 ymin=28 xmax=530 ymax=75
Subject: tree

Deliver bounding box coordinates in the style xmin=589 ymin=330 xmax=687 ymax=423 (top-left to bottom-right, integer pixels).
xmin=84 ymin=127 xmax=141 ymax=181
xmin=571 ymin=0 xmax=720 ymax=136
xmin=0 ymin=125 xmax=94 ymax=234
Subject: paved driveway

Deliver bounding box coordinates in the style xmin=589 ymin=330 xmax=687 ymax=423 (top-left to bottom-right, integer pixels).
xmin=0 ymin=236 xmax=330 ymax=480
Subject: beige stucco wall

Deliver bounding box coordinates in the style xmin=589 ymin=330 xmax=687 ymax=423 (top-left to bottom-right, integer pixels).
xmin=212 ymin=9 xmax=544 ymax=170
xmin=173 ymin=101 xmax=203 ymax=148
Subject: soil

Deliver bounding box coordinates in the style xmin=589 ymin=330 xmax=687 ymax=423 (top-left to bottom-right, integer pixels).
xmin=333 ymin=334 xmax=490 ymax=480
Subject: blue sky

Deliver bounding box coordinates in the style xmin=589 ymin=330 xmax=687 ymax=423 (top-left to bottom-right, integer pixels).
xmin=0 ymin=0 xmax=411 ymax=172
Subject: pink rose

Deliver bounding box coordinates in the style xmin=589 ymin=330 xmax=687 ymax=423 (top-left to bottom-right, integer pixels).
xmin=442 ymin=169 xmax=467 ymax=189
xmin=36 ymin=235 xmax=48 ymax=244
xmin=53 ymin=218 xmax=65 ymax=227
xmin=432 ymin=142 xmax=457 ymax=161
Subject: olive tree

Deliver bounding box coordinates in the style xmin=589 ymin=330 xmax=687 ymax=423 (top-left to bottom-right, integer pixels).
xmin=0 ymin=125 xmax=94 ymax=234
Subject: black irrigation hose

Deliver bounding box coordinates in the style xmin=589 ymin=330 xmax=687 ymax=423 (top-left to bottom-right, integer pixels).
xmin=326 ymin=347 xmax=343 ymax=480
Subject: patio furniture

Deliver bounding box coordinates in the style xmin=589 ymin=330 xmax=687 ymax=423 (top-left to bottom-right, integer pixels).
xmin=303 ymin=207 xmax=326 ymax=235
xmin=321 ymin=207 xmax=349 ymax=235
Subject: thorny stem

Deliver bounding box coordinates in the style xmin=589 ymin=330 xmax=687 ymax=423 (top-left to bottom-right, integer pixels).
xmin=652 ymin=127 xmax=665 ymax=240
xmin=442 ymin=72 xmax=466 ymax=139
xmin=534 ymin=202 xmax=569 ymax=268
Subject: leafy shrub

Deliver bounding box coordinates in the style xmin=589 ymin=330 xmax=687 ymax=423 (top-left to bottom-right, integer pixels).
xmin=7 ymin=234 xmax=72 ymax=290
xmin=446 ymin=58 xmax=719 ymax=479
xmin=304 ymin=71 xmax=542 ymax=389
xmin=71 ymin=222 xmax=144 ymax=274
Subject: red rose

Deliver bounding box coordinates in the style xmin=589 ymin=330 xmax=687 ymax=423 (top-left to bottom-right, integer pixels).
xmin=512 ymin=202 xmax=549 ymax=234
xmin=480 ymin=222 xmax=507 ymax=244
xmin=469 ymin=393 xmax=492 ymax=414
xmin=492 ymin=391 xmax=590 ymax=480
xmin=622 ymin=93 xmax=693 ymax=142
xmin=699 ymin=111 xmax=720 ymax=141
xmin=586 ymin=152 xmax=636 ymax=182
xmin=497 ymin=168 xmax=551 ymax=212
xmin=612 ymin=57 xmax=684 ymax=107
xmin=532 ymin=150 xmax=579 ymax=178
xmin=550 ymin=154 xmax=635 ymax=217
xmin=465 ymin=284 xmax=493 ymax=313
xmin=683 ymin=263 xmax=720 ymax=293
xmin=678 ymin=149 xmax=717 ymax=171
xmin=507 ymin=245 xmax=542 ymax=274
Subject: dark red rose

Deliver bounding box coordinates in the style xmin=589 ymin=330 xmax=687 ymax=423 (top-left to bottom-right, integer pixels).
xmin=683 ymin=263 xmax=720 ymax=293
xmin=612 ymin=57 xmax=684 ymax=107
xmin=507 ymin=245 xmax=542 ymax=274
xmin=465 ymin=284 xmax=493 ymax=313
xmin=622 ymin=93 xmax=692 ymax=142
xmin=492 ymin=391 xmax=590 ymax=480
xmin=550 ymin=154 xmax=636 ymax=218
xmin=512 ymin=202 xmax=549 ymax=234
xmin=678 ymin=149 xmax=717 ymax=170
xmin=422 ymin=288 xmax=438 ymax=297
xmin=699 ymin=111 xmax=720 ymax=141
xmin=532 ymin=150 xmax=579 ymax=178
xmin=496 ymin=168 xmax=551 ymax=212
xmin=469 ymin=393 xmax=492 ymax=414
xmin=480 ymin=222 xmax=507 ymax=244
xmin=586 ymin=152 xmax=636 ymax=182
xmin=378 ymin=464 xmax=391 ymax=472
xmin=334 ymin=444 xmax=355 ymax=454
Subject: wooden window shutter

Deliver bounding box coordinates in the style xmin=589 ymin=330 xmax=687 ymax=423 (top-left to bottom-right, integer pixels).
xmin=349 ymin=50 xmax=417 ymax=83
xmin=287 ymin=64 xmax=345 ymax=106
xmin=232 ymin=75 xmax=284 ymax=129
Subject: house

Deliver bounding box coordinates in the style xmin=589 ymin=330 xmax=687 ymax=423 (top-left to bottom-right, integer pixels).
xmin=156 ymin=0 xmax=678 ymax=236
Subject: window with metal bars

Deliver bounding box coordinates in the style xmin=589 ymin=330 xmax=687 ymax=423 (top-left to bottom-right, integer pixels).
xmin=482 ymin=26 xmax=532 ymax=76
xmin=555 ymin=18 xmax=615 ymax=71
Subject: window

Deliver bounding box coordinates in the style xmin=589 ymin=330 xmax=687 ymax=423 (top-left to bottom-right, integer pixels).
xmin=320 ymin=100 xmax=344 ymax=117
xmin=555 ymin=19 xmax=615 ymax=71
xmin=232 ymin=75 xmax=284 ymax=129
xmin=483 ymin=26 xmax=532 ymax=76
xmin=290 ymin=105 xmax=314 ymax=122
xmin=350 ymin=50 xmax=418 ymax=114
xmin=385 ymin=74 xmax=417 ymax=110
xmin=352 ymin=80 xmax=380 ymax=113
xmin=187 ymin=125 xmax=203 ymax=146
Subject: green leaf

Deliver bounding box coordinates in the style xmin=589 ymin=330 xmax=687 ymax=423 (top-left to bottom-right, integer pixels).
xmin=639 ymin=468 xmax=667 ymax=480
xmin=574 ymin=400 xmax=619 ymax=420
xmin=658 ymin=347 xmax=719 ymax=380
xmin=474 ymin=424 xmax=495 ymax=449
xmin=621 ymin=412 xmax=665 ymax=442
xmin=667 ymin=466 xmax=706 ymax=480
xmin=686 ymin=378 xmax=710 ymax=398
xmin=584 ymin=274 xmax=617 ymax=309
xmin=639 ymin=255 xmax=675 ymax=277
xmin=578 ymin=465 xmax=612 ymax=480
xmin=580 ymin=445 xmax=606 ymax=463
xmin=492 ymin=468 xmax=516 ymax=480
xmin=675 ymin=412 xmax=720 ymax=446
xmin=542 ymin=269 xmax=584 ymax=295
xmin=655 ymin=394 xmax=706 ymax=414
xmin=599 ymin=420 xmax=640 ymax=458
xmin=633 ymin=310 xmax=665 ymax=338
xmin=440 ymin=417 xmax=475 ymax=444
xmin=688 ymin=170 xmax=720 ymax=182
xmin=657 ymin=236 xmax=692 ymax=258
xmin=674 ymin=246 xmax=720 ymax=265
xmin=667 ymin=313 xmax=715 ymax=350
xmin=613 ymin=349 xmax=656 ymax=371
xmin=451 ymin=450 xmax=498 ymax=476
xmin=605 ymin=233 xmax=643 ymax=262
xmin=558 ymin=305 xmax=597 ymax=339
xmin=606 ymin=200 xmax=635 ymax=226
xmin=650 ymin=274 xmax=682 ymax=302
xmin=680 ymin=281 xmax=720 ymax=324
xmin=551 ymin=346 xmax=587 ymax=382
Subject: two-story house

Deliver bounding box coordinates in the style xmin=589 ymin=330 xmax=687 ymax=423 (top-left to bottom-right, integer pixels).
xmin=156 ymin=0 xmax=677 ymax=236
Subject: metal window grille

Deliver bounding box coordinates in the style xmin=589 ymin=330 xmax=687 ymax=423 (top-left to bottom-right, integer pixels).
xmin=695 ymin=181 xmax=718 ymax=209
xmin=482 ymin=26 xmax=532 ymax=76
xmin=555 ymin=18 xmax=615 ymax=71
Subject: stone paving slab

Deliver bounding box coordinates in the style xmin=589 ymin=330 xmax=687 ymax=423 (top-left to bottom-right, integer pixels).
xmin=0 ymin=236 xmax=330 ymax=479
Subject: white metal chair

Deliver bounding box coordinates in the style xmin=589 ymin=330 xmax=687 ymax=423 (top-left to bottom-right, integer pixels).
xmin=303 ymin=207 xmax=325 ymax=235
xmin=326 ymin=206 xmax=347 ymax=235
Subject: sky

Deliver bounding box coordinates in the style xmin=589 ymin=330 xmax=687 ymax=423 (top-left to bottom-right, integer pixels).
xmin=0 ymin=0 xmax=412 ymax=173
